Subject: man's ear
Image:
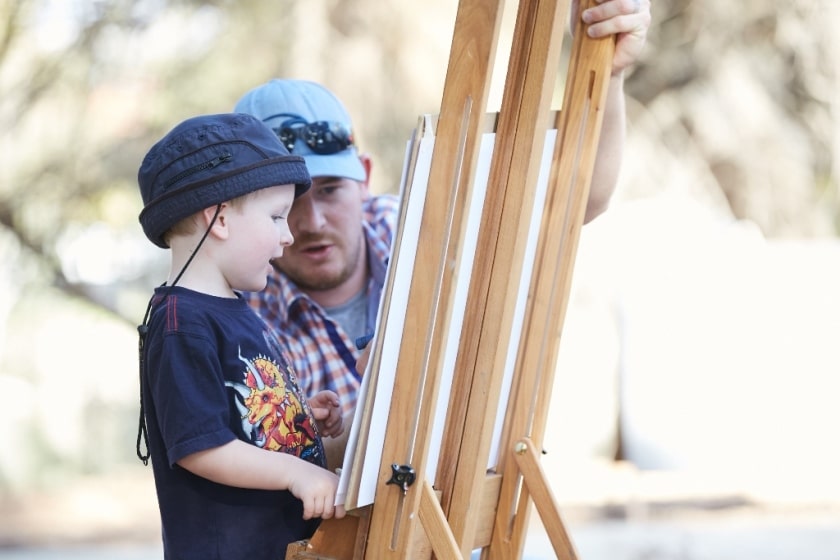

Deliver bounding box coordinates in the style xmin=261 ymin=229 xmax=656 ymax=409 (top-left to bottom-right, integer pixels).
xmin=201 ymin=203 xmax=229 ymax=240
xmin=358 ymin=153 xmax=373 ymax=196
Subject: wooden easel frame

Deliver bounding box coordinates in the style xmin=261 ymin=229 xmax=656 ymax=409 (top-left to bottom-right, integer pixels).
xmin=287 ymin=0 xmax=613 ymax=557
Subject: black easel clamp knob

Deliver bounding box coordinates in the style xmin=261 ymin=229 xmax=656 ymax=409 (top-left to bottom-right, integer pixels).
xmin=387 ymin=464 xmax=416 ymax=495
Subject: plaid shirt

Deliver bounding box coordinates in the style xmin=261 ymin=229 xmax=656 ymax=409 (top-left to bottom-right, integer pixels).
xmin=242 ymin=194 xmax=399 ymax=417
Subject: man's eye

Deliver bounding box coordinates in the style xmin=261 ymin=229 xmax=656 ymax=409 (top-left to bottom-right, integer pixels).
xmin=272 ymin=215 xmax=287 ymax=222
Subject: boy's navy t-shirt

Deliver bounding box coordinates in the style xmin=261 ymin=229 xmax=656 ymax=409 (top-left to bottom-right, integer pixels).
xmin=142 ymin=286 xmax=326 ymax=560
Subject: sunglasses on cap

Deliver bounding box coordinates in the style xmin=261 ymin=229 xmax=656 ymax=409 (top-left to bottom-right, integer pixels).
xmin=262 ymin=113 xmax=354 ymax=155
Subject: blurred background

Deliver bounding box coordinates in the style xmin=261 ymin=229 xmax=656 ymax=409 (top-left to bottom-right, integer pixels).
xmin=1 ymin=0 xmax=838 ymax=558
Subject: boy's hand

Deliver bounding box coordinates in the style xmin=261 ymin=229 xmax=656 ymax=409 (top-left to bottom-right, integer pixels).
xmin=288 ymin=463 xmax=346 ymax=521
xmin=309 ymin=390 xmax=344 ymax=437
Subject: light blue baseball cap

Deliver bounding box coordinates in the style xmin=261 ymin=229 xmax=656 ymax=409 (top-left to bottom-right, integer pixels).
xmin=234 ymin=79 xmax=366 ymax=182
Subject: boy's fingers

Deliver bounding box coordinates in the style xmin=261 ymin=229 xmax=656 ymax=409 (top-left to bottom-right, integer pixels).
xmin=301 ymin=498 xmax=313 ymax=520
xmin=310 ymin=407 xmax=329 ymax=420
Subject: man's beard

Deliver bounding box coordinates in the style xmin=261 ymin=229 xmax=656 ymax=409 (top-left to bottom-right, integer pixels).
xmin=278 ymin=234 xmax=364 ymax=293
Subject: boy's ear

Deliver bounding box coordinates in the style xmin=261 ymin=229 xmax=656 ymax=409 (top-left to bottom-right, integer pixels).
xmin=201 ymin=203 xmax=230 ymax=240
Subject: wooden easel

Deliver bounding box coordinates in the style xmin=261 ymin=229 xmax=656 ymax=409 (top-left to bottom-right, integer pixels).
xmin=287 ymin=0 xmax=614 ymax=557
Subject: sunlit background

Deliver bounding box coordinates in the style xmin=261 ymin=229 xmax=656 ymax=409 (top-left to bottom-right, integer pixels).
xmin=2 ymin=0 xmax=839 ymax=558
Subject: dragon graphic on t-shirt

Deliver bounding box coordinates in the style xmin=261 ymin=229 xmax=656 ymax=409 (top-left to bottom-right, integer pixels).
xmin=226 ymin=346 xmax=320 ymax=461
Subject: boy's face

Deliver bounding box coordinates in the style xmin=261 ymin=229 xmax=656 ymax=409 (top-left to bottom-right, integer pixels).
xmin=272 ymin=175 xmax=368 ymax=297
xmin=225 ymin=184 xmax=296 ymax=292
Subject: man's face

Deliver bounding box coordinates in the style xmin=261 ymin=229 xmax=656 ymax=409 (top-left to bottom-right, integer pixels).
xmin=273 ymin=175 xmax=368 ymax=296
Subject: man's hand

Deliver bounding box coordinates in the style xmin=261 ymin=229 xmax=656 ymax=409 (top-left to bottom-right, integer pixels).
xmin=573 ymin=0 xmax=651 ymax=76
xmin=356 ymin=342 xmax=373 ymax=375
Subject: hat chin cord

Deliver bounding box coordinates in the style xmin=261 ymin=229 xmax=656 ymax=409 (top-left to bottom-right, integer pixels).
xmin=135 ymin=204 xmax=222 ymax=465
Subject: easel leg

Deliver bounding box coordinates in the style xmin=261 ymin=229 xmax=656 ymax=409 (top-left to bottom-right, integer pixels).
xmin=512 ymin=438 xmax=578 ymax=560
xmin=419 ymin=479 xmax=464 ymax=559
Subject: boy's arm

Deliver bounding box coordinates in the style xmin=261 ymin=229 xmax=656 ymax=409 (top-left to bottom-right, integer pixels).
xmin=177 ymin=440 xmax=346 ymax=520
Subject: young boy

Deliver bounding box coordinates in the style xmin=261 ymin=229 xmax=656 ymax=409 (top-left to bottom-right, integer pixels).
xmin=135 ymin=113 xmax=345 ymax=560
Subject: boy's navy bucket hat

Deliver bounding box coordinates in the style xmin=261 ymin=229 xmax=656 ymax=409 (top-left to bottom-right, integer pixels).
xmin=138 ymin=112 xmax=311 ymax=248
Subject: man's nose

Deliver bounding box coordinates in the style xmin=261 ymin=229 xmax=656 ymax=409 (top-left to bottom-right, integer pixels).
xmin=291 ymin=197 xmax=326 ymax=233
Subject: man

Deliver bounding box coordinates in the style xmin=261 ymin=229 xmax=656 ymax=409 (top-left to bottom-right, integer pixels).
xmin=234 ymin=0 xmax=651 ymax=418
xmin=235 ymin=80 xmax=393 ymax=419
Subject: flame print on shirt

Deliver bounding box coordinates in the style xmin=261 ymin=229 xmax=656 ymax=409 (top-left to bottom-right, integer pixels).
xmin=226 ymin=346 xmax=318 ymax=458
